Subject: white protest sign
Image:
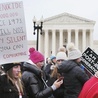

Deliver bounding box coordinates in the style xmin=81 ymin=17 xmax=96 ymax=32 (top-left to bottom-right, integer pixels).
xmin=0 ymin=1 xmax=28 ymax=64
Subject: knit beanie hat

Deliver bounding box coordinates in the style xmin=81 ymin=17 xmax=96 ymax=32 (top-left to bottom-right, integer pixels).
xmin=50 ymin=56 xmax=56 ymax=60
xmin=56 ymin=52 xmax=67 ymax=61
xmin=58 ymin=46 xmax=66 ymax=52
xmin=29 ymin=47 xmax=44 ymax=64
xmin=67 ymin=42 xmax=82 ymax=60
xmin=1 ymin=62 xmax=21 ymax=72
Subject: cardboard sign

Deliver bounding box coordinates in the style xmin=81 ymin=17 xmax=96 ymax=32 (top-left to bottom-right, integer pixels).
xmin=81 ymin=47 xmax=98 ymax=75
xmin=0 ymin=1 xmax=28 ymax=64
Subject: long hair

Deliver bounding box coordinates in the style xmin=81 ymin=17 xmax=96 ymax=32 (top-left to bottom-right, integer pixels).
xmin=7 ymin=68 xmax=24 ymax=95
xmin=50 ymin=67 xmax=61 ymax=79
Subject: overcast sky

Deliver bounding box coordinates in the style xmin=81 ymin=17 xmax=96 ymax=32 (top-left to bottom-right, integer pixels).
xmin=0 ymin=0 xmax=98 ymax=40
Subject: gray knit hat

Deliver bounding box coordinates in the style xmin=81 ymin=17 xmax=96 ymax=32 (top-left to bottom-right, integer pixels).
xmin=67 ymin=42 xmax=82 ymax=60
xmin=56 ymin=52 xmax=67 ymax=61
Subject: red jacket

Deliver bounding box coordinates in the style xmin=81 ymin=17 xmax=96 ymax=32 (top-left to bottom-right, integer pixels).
xmin=78 ymin=76 xmax=98 ymax=98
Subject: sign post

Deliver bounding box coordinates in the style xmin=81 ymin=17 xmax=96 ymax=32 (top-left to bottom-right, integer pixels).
xmin=0 ymin=1 xmax=28 ymax=64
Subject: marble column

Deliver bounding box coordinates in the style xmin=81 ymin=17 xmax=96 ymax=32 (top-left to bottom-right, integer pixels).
xmin=90 ymin=29 xmax=93 ymax=48
xmin=82 ymin=29 xmax=86 ymax=51
xmin=44 ymin=29 xmax=49 ymax=58
xmin=75 ymin=29 xmax=79 ymax=48
xmin=59 ymin=29 xmax=63 ymax=47
xmin=52 ymin=30 xmax=56 ymax=56
xmin=68 ymin=29 xmax=71 ymax=44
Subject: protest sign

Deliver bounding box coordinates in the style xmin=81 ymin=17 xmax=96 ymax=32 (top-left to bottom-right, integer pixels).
xmin=81 ymin=47 xmax=98 ymax=75
xmin=0 ymin=1 xmax=28 ymax=64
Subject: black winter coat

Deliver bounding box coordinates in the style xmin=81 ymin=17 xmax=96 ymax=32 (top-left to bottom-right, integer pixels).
xmin=58 ymin=60 xmax=89 ymax=98
xmin=44 ymin=63 xmax=53 ymax=80
xmin=47 ymin=77 xmax=64 ymax=98
xmin=0 ymin=74 xmax=27 ymax=98
xmin=22 ymin=62 xmax=54 ymax=98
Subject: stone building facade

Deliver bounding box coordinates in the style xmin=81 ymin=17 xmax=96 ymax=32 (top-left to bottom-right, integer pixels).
xmin=28 ymin=40 xmax=98 ymax=56
xmin=30 ymin=12 xmax=97 ymax=58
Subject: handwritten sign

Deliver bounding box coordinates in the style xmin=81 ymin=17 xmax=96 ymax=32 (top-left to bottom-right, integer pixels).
xmin=81 ymin=47 xmax=98 ymax=75
xmin=0 ymin=1 xmax=28 ymax=64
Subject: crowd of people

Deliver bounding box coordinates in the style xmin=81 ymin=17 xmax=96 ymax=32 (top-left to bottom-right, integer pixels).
xmin=0 ymin=42 xmax=98 ymax=98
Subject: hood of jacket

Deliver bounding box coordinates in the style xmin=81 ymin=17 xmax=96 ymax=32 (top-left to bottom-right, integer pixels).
xmin=23 ymin=62 xmax=42 ymax=77
xmin=58 ymin=60 xmax=79 ymax=73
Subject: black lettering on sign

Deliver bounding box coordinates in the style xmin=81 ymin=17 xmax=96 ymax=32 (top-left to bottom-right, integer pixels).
xmin=13 ymin=44 xmax=23 ymax=50
xmin=6 ymin=35 xmax=26 ymax=44
xmin=0 ymin=28 xmax=11 ymax=36
xmin=8 ymin=18 xmax=22 ymax=25
xmin=13 ymin=27 xmax=24 ymax=34
xmin=0 ymin=46 xmax=11 ymax=52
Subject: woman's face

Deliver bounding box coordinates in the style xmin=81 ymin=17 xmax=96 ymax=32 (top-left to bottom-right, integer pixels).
xmin=12 ymin=65 xmax=21 ymax=79
xmin=36 ymin=61 xmax=44 ymax=69
xmin=56 ymin=59 xmax=64 ymax=65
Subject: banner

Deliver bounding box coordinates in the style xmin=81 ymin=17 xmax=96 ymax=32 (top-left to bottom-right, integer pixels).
xmin=0 ymin=1 xmax=28 ymax=64
xmin=81 ymin=47 xmax=98 ymax=75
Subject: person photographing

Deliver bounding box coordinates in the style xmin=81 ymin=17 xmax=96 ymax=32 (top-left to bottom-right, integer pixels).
xmin=22 ymin=47 xmax=63 ymax=98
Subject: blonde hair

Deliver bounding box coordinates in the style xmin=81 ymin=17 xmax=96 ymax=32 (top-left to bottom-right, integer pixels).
xmin=50 ymin=67 xmax=61 ymax=79
xmin=7 ymin=68 xmax=24 ymax=95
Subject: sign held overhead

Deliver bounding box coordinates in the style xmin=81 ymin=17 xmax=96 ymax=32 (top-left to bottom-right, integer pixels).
xmin=0 ymin=1 xmax=28 ymax=64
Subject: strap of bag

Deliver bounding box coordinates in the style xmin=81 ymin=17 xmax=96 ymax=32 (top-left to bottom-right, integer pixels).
xmin=40 ymin=71 xmax=48 ymax=88
xmin=41 ymin=75 xmax=48 ymax=88
xmin=41 ymin=73 xmax=55 ymax=98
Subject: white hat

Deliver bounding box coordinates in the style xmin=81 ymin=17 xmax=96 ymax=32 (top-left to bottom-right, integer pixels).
xmin=67 ymin=42 xmax=82 ymax=60
xmin=56 ymin=52 xmax=67 ymax=61
xmin=58 ymin=46 xmax=66 ymax=52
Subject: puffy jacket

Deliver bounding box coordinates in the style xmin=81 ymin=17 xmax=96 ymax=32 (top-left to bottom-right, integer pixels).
xmin=47 ymin=77 xmax=64 ymax=98
xmin=58 ymin=60 xmax=89 ymax=98
xmin=0 ymin=74 xmax=27 ymax=98
xmin=44 ymin=63 xmax=54 ymax=80
xmin=78 ymin=76 xmax=98 ymax=98
xmin=22 ymin=62 xmax=54 ymax=98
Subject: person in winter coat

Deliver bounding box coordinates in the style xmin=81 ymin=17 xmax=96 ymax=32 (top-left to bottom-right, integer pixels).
xmin=44 ymin=55 xmax=56 ymax=80
xmin=47 ymin=47 xmax=67 ymax=98
xmin=57 ymin=42 xmax=89 ymax=98
xmin=0 ymin=62 xmax=27 ymax=98
xmin=22 ymin=47 xmax=63 ymax=98
xmin=78 ymin=71 xmax=98 ymax=98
